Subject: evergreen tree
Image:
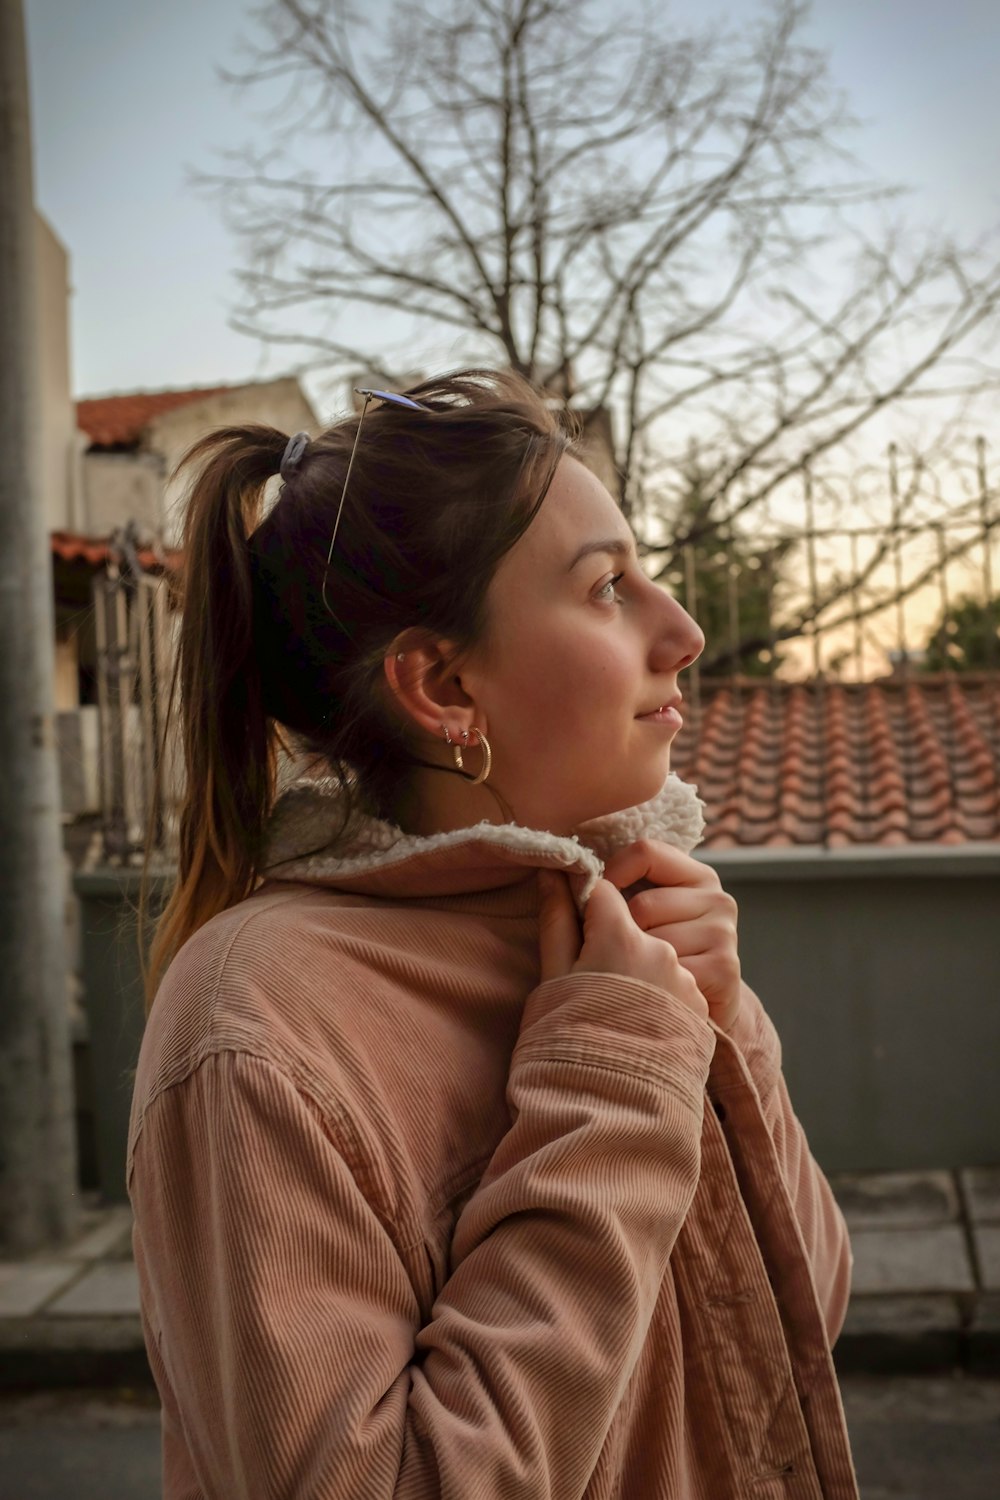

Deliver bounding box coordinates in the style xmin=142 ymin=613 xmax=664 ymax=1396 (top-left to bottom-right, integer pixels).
xmin=921 ymin=593 xmax=1000 ymax=672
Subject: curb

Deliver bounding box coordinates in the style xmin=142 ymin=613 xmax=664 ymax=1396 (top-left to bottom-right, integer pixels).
xmin=0 ymin=1317 xmax=151 ymax=1392
xmin=834 ymin=1328 xmax=1000 ymax=1377
xmin=1 ymin=1318 xmax=999 ymax=1394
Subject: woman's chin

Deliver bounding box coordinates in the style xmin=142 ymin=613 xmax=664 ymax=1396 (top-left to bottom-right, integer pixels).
xmin=575 ymin=766 xmax=671 ymax=828
xmin=628 ymin=753 xmax=672 ymax=806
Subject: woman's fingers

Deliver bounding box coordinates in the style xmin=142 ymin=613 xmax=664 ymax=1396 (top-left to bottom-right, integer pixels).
xmin=626 ymin=886 xmax=737 ymax=936
xmin=599 ymin=837 xmax=742 ymax=1031
xmin=625 ymin=887 xmax=705 ymax=928
xmin=644 ymin=906 xmax=731 ymax=954
xmin=602 ymin=837 xmax=718 ymax=894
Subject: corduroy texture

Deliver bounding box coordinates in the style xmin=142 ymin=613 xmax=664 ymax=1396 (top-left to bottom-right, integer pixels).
xmin=129 ymin=775 xmax=859 ymax=1498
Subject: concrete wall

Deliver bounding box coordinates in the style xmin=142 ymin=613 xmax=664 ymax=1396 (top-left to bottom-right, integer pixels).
xmin=699 ymin=845 xmax=1000 ymax=1173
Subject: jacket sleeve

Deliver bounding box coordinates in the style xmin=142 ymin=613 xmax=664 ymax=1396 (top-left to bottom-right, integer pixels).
xmin=129 ymin=972 xmax=715 ymax=1500
xmin=722 ymin=981 xmax=853 ymax=1343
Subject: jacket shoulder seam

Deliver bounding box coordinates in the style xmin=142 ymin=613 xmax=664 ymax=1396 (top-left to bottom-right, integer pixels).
xmin=127 ymin=1042 xmax=385 ymax=1222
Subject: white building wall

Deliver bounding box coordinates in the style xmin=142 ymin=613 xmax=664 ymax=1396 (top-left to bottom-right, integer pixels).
xmin=81 ymin=450 xmax=165 ymax=541
xmin=36 ymin=212 xmax=82 ymax=532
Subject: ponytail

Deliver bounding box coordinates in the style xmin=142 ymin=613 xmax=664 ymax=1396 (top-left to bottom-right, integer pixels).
xmin=140 ymin=426 xmax=291 ymax=1012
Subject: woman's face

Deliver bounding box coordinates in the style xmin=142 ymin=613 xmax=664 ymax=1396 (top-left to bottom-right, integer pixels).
xmin=464 ymin=454 xmax=705 ymax=834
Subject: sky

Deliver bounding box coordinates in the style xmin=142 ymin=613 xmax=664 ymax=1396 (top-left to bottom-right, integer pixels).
xmin=23 ymin=0 xmax=1000 ymax=413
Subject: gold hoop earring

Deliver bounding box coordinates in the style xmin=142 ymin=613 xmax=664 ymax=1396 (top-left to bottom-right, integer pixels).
xmin=467 ymin=726 xmax=492 ymax=786
xmin=440 ymin=724 xmax=492 ymax=784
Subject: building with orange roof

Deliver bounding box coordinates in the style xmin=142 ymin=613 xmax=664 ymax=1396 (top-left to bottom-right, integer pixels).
xmin=75 ymin=375 xmax=319 ymax=547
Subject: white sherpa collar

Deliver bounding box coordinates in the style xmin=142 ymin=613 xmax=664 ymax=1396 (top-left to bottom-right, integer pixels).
xmin=261 ymin=772 xmax=706 ymax=911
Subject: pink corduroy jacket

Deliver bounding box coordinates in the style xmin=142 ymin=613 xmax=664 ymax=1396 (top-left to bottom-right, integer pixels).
xmin=128 ymin=772 xmax=859 ymax=1499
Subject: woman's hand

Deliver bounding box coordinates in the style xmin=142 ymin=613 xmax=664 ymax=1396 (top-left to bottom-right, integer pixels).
xmin=601 ymin=839 xmax=743 ymax=1033
xmin=536 ymin=870 xmax=709 ymax=1023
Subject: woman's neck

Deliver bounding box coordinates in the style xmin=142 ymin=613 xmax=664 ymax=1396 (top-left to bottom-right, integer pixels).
xmin=389 ymin=763 xmax=515 ymax=837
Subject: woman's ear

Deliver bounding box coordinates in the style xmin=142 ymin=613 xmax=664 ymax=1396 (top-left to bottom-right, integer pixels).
xmin=383 ymin=632 xmax=484 ymax=743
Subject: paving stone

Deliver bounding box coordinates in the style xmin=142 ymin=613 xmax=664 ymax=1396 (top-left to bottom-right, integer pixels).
xmin=849 ymin=1226 xmax=974 ymax=1295
xmin=840 ymin=1295 xmax=962 ymax=1336
xmin=47 ymin=1263 xmax=140 ymax=1318
xmin=0 ymin=1264 xmax=79 ymax=1319
xmin=65 ymin=1208 xmax=133 ymax=1262
xmin=972 ymin=1226 xmax=1000 ymax=1290
xmin=828 ymin=1171 xmax=959 ymax=1229
xmin=961 ymin=1167 xmax=1000 ymax=1224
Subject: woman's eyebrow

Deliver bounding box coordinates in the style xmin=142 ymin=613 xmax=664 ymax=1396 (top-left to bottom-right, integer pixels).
xmin=566 ymin=536 xmax=637 ymax=572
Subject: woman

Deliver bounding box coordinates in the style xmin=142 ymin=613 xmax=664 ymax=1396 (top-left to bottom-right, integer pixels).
xmin=130 ymin=369 xmax=859 ymax=1498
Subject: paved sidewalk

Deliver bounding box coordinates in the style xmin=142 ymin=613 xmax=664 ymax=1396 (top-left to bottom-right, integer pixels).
xmin=1 ymin=1168 xmax=998 ymax=1387
xmin=829 ymin=1166 xmax=1000 ymax=1374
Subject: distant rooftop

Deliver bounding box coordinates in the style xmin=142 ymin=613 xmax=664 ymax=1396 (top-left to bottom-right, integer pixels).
xmin=50 ymin=530 xmax=181 ymax=572
xmin=670 ymin=675 xmax=1000 ymax=849
xmin=74 ymin=375 xmax=317 ymax=448
xmin=76 ymin=383 xmax=245 ymax=447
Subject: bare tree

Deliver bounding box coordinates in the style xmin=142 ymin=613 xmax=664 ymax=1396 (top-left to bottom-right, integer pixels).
xmin=204 ymin=0 xmax=1000 ymax=667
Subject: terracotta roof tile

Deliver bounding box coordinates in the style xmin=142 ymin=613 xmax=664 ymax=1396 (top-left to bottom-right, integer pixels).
xmin=77 ymin=385 xmax=237 ymax=447
xmin=51 ymin=530 xmax=181 ymax=573
xmin=672 ymin=675 xmax=1000 ymax=849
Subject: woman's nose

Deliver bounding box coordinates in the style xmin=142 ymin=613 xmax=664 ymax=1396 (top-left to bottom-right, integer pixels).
xmin=658 ymin=596 xmax=705 ymax=672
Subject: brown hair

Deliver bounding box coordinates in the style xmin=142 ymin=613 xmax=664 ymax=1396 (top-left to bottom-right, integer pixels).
xmin=140 ymin=368 xmax=574 ymax=1009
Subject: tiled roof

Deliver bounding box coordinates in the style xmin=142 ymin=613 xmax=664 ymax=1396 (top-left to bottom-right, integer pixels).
xmin=670 ymin=676 xmax=1000 ymax=848
xmin=77 ymin=385 xmax=237 ymax=447
xmin=51 ymin=530 xmax=181 ymax=573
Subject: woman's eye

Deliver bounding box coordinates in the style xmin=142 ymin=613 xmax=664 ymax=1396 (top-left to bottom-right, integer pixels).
xmin=596 ymin=571 xmax=626 ymax=604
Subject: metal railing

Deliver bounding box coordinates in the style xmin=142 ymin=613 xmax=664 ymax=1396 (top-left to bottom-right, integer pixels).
xmin=674 ymin=441 xmax=999 ymax=704
xmin=92 ymin=531 xmax=180 ymax=866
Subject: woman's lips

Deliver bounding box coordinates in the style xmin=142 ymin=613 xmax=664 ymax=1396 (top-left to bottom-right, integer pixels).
xmin=636 ymin=705 xmax=683 ymax=728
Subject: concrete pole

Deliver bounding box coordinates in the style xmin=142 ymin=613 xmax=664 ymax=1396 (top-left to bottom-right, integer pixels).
xmin=0 ymin=0 xmax=78 ymax=1252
